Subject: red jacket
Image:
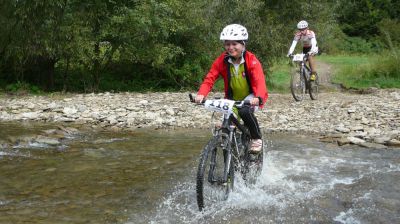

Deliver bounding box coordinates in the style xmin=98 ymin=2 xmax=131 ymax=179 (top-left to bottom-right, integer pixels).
xmin=197 ymin=51 xmax=268 ymax=108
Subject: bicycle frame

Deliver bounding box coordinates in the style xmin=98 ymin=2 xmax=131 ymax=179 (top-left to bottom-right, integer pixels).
xmin=292 ymin=53 xmax=312 ymax=89
xmin=190 ymin=95 xmax=251 ymax=184
xmin=212 ymin=111 xmax=250 ymax=183
xmin=290 ymin=53 xmax=319 ymax=101
xmin=298 ymin=55 xmax=311 ymax=82
xmin=192 ymin=94 xmax=264 ymax=210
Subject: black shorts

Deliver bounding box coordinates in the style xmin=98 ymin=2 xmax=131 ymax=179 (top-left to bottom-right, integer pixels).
xmin=303 ymin=47 xmax=311 ymax=54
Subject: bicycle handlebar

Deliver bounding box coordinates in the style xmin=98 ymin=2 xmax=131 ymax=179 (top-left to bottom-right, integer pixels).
xmin=289 ymin=53 xmax=310 ymax=59
xmin=189 ymin=93 xmax=253 ymax=107
xmin=189 ymin=93 xmax=203 ymax=103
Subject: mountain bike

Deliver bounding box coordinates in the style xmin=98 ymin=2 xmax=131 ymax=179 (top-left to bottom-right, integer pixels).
xmin=289 ymin=53 xmax=319 ymax=101
xmin=189 ymin=94 xmax=263 ymax=211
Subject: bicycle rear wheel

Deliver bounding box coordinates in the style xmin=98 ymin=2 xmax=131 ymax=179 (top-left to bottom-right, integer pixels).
xmin=196 ymin=135 xmax=234 ymax=211
xmin=309 ymin=73 xmax=319 ymax=100
xmin=290 ymin=69 xmax=306 ymax=101
xmin=240 ymin=134 xmax=263 ymax=184
xmin=247 ymin=141 xmax=264 ymax=182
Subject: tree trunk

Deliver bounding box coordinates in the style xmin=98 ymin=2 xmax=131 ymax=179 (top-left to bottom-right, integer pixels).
xmin=92 ymin=16 xmax=101 ymax=92
xmin=62 ymin=57 xmax=70 ymax=93
xmin=35 ymin=56 xmax=56 ymax=91
xmin=93 ymin=41 xmax=100 ymax=92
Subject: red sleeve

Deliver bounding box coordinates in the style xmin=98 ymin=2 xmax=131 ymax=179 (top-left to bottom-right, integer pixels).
xmin=248 ymin=56 xmax=268 ymax=107
xmin=197 ymin=56 xmax=223 ymax=97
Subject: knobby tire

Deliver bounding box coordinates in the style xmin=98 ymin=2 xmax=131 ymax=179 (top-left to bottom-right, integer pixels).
xmin=241 ymin=134 xmax=263 ymax=184
xmin=196 ymin=136 xmax=234 ymax=211
xmin=290 ymin=69 xmax=305 ymax=102
xmin=309 ymin=74 xmax=319 ymax=100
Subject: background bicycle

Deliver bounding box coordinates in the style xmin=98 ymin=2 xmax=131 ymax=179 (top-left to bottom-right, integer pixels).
xmin=289 ymin=53 xmax=319 ymax=101
xmin=189 ymin=94 xmax=263 ymax=211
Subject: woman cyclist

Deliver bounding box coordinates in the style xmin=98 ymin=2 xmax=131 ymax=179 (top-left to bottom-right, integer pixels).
xmin=287 ymin=20 xmax=319 ymax=80
xmin=195 ymin=24 xmax=268 ymax=154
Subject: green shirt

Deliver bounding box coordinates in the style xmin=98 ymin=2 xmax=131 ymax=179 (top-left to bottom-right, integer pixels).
xmin=229 ymin=62 xmax=250 ymax=101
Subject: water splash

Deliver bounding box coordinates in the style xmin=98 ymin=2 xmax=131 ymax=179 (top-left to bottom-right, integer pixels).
xmin=135 ymin=140 xmax=400 ymax=223
xmin=334 ymin=209 xmax=361 ymax=224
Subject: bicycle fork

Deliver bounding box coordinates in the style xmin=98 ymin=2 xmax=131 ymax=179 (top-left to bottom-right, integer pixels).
xmin=222 ymin=126 xmax=236 ymax=185
xmin=207 ymin=128 xmax=235 ymax=185
xmin=301 ymin=62 xmax=312 ymax=89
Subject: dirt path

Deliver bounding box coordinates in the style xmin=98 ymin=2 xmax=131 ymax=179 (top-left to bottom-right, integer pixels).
xmin=315 ymin=60 xmax=340 ymax=91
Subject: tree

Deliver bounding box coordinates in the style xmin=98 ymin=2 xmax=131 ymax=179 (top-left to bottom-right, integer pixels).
xmin=336 ymin=0 xmax=399 ymax=38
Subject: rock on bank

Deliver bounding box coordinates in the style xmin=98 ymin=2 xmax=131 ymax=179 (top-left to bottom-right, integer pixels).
xmin=0 ymin=90 xmax=399 ymax=148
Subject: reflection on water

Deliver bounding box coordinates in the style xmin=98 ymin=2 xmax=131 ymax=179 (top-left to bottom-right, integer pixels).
xmin=0 ymin=122 xmax=210 ymax=223
xmin=0 ymin=122 xmax=399 ymax=224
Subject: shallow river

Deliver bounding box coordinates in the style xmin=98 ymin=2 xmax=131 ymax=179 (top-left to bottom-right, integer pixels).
xmin=0 ymin=122 xmax=399 ymax=223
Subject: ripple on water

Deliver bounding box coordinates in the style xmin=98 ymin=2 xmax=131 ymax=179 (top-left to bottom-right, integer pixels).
xmin=137 ymin=136 xmax=400 ymax=224
xmin=1 ymin=123 xmax=399 ymax=223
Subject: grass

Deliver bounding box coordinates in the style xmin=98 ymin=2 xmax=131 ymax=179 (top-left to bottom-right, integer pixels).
xmin=318 ymin=51 xmax=400 ymax=89
xmin=267 ymin=52 xmax=400 ymax=92
xmin=267 ymin=59 xmax=292 ymax=93
xmin=317 ymin=55 xmax=370 ymax=66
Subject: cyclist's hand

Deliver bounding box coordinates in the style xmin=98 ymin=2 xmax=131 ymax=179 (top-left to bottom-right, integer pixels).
xmin=250 ymin=97 xmax=259 ymax=106
xmin=195 ymin=94 xmax=204 ymax=103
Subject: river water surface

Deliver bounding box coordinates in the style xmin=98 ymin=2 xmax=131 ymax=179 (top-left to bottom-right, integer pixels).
xmin=0 ymin=122 xmax=399 ymax=223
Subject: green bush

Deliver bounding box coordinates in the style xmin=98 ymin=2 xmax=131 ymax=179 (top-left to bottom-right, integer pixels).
xmin=378 ymin=19 xmax=400 ymax=48
xmin=5 ymin=81 xmax=42 ymax=94
xmin=339 ymin=37 xmax=377 ymax=53
xmin=359 ymin=50 xmax=400 ymax=88
xmin=322 ymin=31 xmax=386 ymax=55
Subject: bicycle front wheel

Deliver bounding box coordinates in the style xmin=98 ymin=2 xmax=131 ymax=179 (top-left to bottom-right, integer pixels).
xmin=309 ymin=73 xmax=319 ymax=100
xmin=290 ymin=69 xmax=306 ymax=101
xmin=196 ymin=135 xmax=234 ymax=211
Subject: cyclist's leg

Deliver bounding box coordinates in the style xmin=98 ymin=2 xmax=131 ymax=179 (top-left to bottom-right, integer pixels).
xmin=238 ymin=106 xmax=261 ymax=139
xmin=303 ymin=46 xmax=316 ymax=80
xmin=308 ymin=55 xmax=316 ymax=73
xmin=241 ymin=94 xmax=261 ymax=138
xmin=238 ymin=95 xmax=262 ymax=153
xmin=308 ymin=55 xmax=317 ymax=80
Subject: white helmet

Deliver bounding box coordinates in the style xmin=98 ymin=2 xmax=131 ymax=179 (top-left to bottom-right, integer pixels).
xmin=297 ymin=20 xmax=308 ymax=29
xmin=220 ymin=24 xmax=248 ymax=41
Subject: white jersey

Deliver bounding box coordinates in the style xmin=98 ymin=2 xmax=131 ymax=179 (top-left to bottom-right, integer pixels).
xmin=293 ymin=30 xmax=316 ymax=47
xmin=288 ymin=29 xmax=318 ymax=55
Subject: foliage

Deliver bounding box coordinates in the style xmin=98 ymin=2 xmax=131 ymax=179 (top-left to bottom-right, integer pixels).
xmin=0 ymin=0 xmax=398 ymax=93
xmin=4 ymin=81 xmax=42 ymax=94
xmin=378 ymin=19 xmax=400 ymax=49
xmin=338 ymin=37 xmax=379 ymax=54
xmin=336 ymin=0 xmax=400 ymax=38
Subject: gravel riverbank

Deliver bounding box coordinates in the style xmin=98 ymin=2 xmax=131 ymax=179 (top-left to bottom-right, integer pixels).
xmin=0 ymin=89 xmax=399 ymax=149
